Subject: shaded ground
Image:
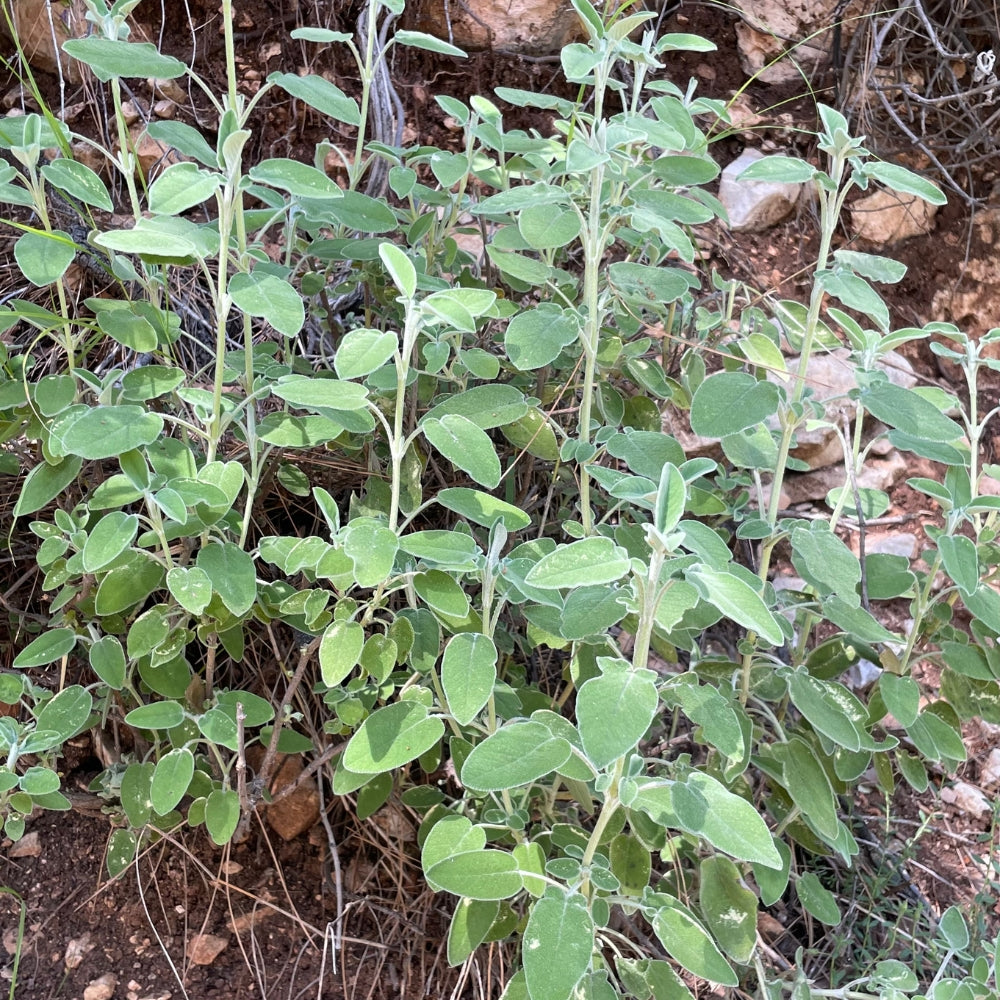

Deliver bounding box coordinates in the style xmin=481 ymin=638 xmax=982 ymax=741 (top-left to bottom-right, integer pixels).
xmin=1 ymin=2 xmax=999 ymax=998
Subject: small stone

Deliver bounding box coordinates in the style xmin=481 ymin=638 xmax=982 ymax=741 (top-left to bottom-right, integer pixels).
xmin=84 ymin=973 xmax=117 ymax=1000
xmin=126 ymin=125 xmax=186 ymax=178
xmin=64 ymin=932 xmax=95 ymax=970
xmin=152 ymin=99 xmax=175 ymax=119
xmin=719 ymin=148 xmax=802 ymax=232
xmin=3 ymin=928 xmax=18 ymax=956
xmin=940 ymin=780 xmax=991 ymax=819
xmin=980 ymin=748 xmax=1000 ymax=787
xmin=264 ymin=755 xmax=320 ymax=841
xmin=69 ymin=141 xmax=105 ymax=175
xmin=851 ymin=188 xmax=937 ymax=245
xmin=120 ymin=100 xmax=142 ymax=126
xmin=2 ymin=85 xmax=32 ymax=110
xmin=783 ymin=450 xmax=907 ymax=505
xmin=865 ymin=533 xmax=918 ymax=560
xmin=8 ymin=830 xmax=41 ymax=858
xmin=186 ymin=932 xmax=229 ymax=965
xmin=148 ymin=77 xmax=185 ymax=103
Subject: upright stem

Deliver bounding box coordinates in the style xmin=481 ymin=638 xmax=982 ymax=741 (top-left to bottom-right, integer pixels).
xmin=577 ymin=168 xmax=606 ymax=536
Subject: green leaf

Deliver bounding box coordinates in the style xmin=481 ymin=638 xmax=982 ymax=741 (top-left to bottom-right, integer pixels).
xmin=120 ymin=762 xmax=154 ymax=828
xmin=690 ymin=372 xmax=781 ymax=438
xmin=687 ymin=772 xmax=781 ymax=867
xmin=229 ymin=272 xmax=305 ymax=338
xmin=700 ymin=856 xmax=758 ymax=964
xmin=97 ymin=306 xmax=158 ymax=352
xmin=437 ymin=488 xmax=531 ymax=531
xmin=791 ymin=523 xmax=862 ymax=605
xmin=93 ymin=218 xmax=201 ymax=261
xmin=150 ymin=747 xmax=194 ymax=815
xmin=687 ymin=567 xmax=784 ymax=645
xmin=523 ymin=889 xmax=594 ymax=1000
xmin=502 ymin=408 xmax=560 ymax=461
xmin=560 ymin=586 xmax=627 ymax=640
xmin=832 ymin=249 xmax=906 ymax=284
xmin=608 ymin=262 xmax=693 ymax=305
xmin=319 ymin=619 xmax=364 ymax=686
xmin=380 ymin=242 xmax=416 ymax=298
xmin=89 ymin=636 xmax=126 ymax=690
xmin=518 ymin=205 xmax=581 ymax=250
xmin=864 ymin=161 xmax=946 ymax=205
xmin=461 ymin=721 xmax=571 ymax=791
xmin=267 ymin=71 xmax=361 ymax=125
xmin=62 ymin=38 xmax=186 ymax=80
xmin=879 ymin=673 xmax=919 ymax=727
xmin=651 ymin=896 xmax=738 ymax=986
xmin=334 ymin=327 xmax=397 ymax=378
xmin=13 ymin=456 xmax=81 ymax=516
xmin=125 ymin=702 xmax=185 ymax=730
xmin=668 ymin=682 xmax=745 ymax=763
xmin=786 ymin=670 xmax=867 ymax=751
xmin=860 ymin=382 xmax=962 ymax=442
xmin=796 ymin=872 xmax=841 ymax=925
xmin=447 ymin=899 xmax=500 ymax=966
xmin=94 ymin=553 xmax=164 ymax=615
xmin=771 ymin=738 xmax=839 ymax=841
xmin=248 ymin=157 xmax=343 ymax=198
xmin=14 ymin=627 xmax=76 ymax=668
xmin=32 ymin=373 xmax=75 ymax=416
xmin=33 ymin=685 xmax=91 ymax=747
xmin=938 ymin=905 xmax=970 ymax=950
xmin=654 ymin=463 xmax=686 ymax=536
xmin=413 ymin=570 xmax=470 ymax=619
xmin=82 ymin=512 xmax=138 ymax=573
xmin=106 ymin=829 xmax=137 ymax=878
xmin=441 ymin=633 xmax=497 ymax=726
xmin=343 ymin=702 xmax=444 ymax=774
xmin=148 ymin=161 xmax=221 ymax=215
xmin=525 ymin=537 xmax=630 ymax=589
xmin=166 ymin=566 xmax=213 ymax=616
xmin=146 ymin=120 xmax=217 ymax=166
xmin=422 ymin=415 xmax=501 ymax=489
xmin=50 ymin=405 xmax=163 ymax=460
xmin=16 ymin=229 xmax=77 ymax=287
xmin=205 ymin=788 xmax=240 ymax=845
xmin=324 ymin=190 xmax=398 ymax=233
xmin=423 ymin=385 xmax=527 ymax=430
xmin=271 ymin=374 xmax=369 ymax=411
xmin=427 ymin=850 xmax=522 ymax=900
xmin=397 ymin=530 xmax=480 ymax=569
xmin=394 ymin=29 xmax=467 ymax=57
xmin=41 ymin=158 xmax=113 ymax=211
xmin=504 ymin=304 xmax=580 ymax=370
xmin=576 ymin=663 xmax=657 ymax=769
xmin=343 ymin=518 xmax=398 ymax=587
xmin=196 ymin=542 xmax=256 ymax=617
xmin=819 ymin=270 xmax=888 ymax=331
xmin=936 ymin=534 xmax=978 ymax=597
xmin=737 ymin=155 xmax=815 ymax=183
xmin=422 ymin=814 xmax=485 ymax=870
xmin=485 ymin=246 xmax=550 ymax=286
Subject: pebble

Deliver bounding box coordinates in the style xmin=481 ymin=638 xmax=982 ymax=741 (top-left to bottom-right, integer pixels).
xmin=940 ymin=780 xmax=991 ymax=819
xmin=84 ymin=973 xmax=117 ymax=1000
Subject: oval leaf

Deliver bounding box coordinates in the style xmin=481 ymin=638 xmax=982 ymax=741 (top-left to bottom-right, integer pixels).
xmin=343 ymin=702 xmax=444 ymax=774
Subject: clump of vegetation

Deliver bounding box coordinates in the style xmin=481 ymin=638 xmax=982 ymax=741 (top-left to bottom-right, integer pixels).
xmin=1 ymin=0 xmax=999 ymax=997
